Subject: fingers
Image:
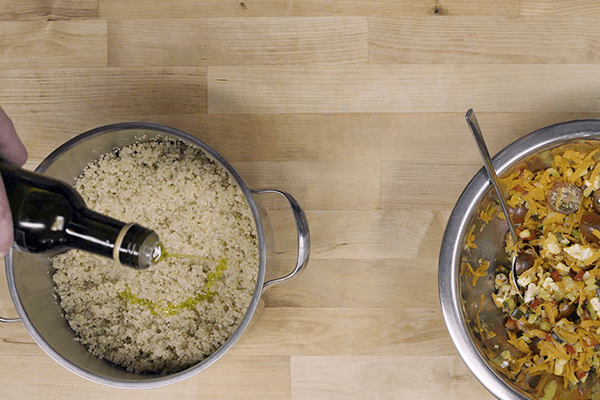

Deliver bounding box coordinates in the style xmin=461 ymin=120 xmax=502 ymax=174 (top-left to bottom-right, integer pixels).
xmin=0 ymin=107 xmax=28 ymax=166
xmin=0 ymin=176 xmax=13 ymax=256
xmin=0 ymin=107 xmax=26 ymax=256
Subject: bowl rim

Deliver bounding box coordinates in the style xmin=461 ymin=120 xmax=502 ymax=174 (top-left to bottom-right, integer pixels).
xmin=5 ymin=122 xmax=267 ymax=388
xmin=439 ymin=118 xmax=600 ymax=399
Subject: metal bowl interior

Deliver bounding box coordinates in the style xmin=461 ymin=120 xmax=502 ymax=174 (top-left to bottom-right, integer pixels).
xmin=439 ymin=120 xmax=600 ymax=400
xmin=4 ymin=123 xmax=267 ymax=388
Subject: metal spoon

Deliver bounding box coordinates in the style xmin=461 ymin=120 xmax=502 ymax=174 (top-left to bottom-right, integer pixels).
xmin=465 ymin=109 xmax=524 ymax=301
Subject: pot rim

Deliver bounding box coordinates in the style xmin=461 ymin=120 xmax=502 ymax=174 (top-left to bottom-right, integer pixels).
xmin=5 ymin=122 xmax=267 ymax=389
xmin=439 ymin=118 xmax=600 ymax=400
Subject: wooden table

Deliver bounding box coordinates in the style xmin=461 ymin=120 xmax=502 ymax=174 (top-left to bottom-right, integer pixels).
xmin=1 ymin=1 xmax=599 ymax=399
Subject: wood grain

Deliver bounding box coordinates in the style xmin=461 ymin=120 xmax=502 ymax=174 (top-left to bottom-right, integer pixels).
xmin=290 ymin=355 xmax=495 ymax=400
xmin=99 ymin=0 xmax=519 ymax=19
xmin=0 ymin=0 xmax=97 ymax=21
xmin=520 ymin=0 xmax=600 ymax=15
xmin=208 ymin=64 xmax=600 ymax=113
xmin=381 ymin=161 xmax=480 ymax=208
xmin=0 ymin=21 xmax=106 ymax=69
xmin=231 ymin=308 xmax=454 ymax=357
xmin=11 ymin=114 xmax=252 ymax=169
xmin=369 ymin=16 xmax=600 ymax=64
xmin=108 ymin=18 xmax=368 ymax=66
xmin=263 ymin=210 xmax=449 ymax=258
xmin=0 ymin=68 xmax=205 ymax=118
xmin=264 ymin=258 xmax=440 ymax=308
xmin=0 ymin=352 xmax=291 ymax=400
xmin=232 ymin=161 xmax=380 ymax=210
xmin=249 ymin=113 xmax=600 ymax=162
xmin=3 ymin=0 xmax=598 ymax=398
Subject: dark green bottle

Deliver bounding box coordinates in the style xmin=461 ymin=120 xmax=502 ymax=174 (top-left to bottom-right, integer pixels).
xmin=0 ymin=160 xmax=162 ymax=269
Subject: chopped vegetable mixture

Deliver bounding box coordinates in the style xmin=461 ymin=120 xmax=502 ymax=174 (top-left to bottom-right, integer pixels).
xmin=493 ymin=148 xmax=600 ymax=391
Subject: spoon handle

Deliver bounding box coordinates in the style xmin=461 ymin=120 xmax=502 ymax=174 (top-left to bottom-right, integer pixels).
xmin=466 ymin=109 xmax=519 ymax=245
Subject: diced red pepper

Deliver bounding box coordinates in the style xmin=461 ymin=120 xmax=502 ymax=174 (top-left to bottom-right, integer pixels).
xmin=551 ymin=270 xmax=562 ymax=282
xmin=566 ymin=344 xmax=576 ymax=355
xmin=585 ymin=337 xmax=599 ymax=347
xmin=530 ymin=298 xmax=540 ymax=309
xmin=512 ymin=184 xmax=527 ymax=194
xmin=575 ymin=270 xmax=586 ymax=281
xmin=505 ymin=319 xmax=518 ymax=331
xmin=545 ymin=333 xmax=553 ymax=342
xmin=576 ymin=370 xmax=587 ymax=379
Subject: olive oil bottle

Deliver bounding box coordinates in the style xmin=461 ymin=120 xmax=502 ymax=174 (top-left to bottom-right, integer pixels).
xmin=0 ymin=160 xmax=162 ymax=269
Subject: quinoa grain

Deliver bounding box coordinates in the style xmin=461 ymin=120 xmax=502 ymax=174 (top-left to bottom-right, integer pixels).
xmin=52 ymin=140 xmax=259 ymax=374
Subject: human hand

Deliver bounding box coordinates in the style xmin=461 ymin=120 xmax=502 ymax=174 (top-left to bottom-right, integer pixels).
xmin=0 ymin=107 xmax=28 ymax=255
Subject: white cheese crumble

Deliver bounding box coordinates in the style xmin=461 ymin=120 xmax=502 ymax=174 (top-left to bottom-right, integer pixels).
xmin=564 ymin=244 xmax=595 ymax=263
xmin=518 ymin=272 xmax=535 ymax=288
xmin=494 ymin=273 xmax=508 ymax=290
xmin=524 ymin=283 xmax=539 ymax=304
xmin=584 ymin=176 xmax=600 ymax=197
xmin=542 ymin=276 xmax=560 ymax=293
xmin=555 ymin=358 xmax=567 ymax=375
xmin=554 ymin=262 xmax=570 ymax=274
xmin=590 ymin=298 xmax=600 ymax=316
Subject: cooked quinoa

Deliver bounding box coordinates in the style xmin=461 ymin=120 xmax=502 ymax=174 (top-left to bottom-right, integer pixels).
xmin=51 ymin=140 xmax=259 ymax=374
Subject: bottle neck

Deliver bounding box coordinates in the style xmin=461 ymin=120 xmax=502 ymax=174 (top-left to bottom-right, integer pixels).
xmin=66 ymin=208 xmax=159 ymax=269
xmin=0 ymin=160 xmax=161 ymax=269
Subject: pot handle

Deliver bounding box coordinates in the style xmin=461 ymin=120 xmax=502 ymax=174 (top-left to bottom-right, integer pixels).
xmin=0 ymin=316 xmax=20 ymax=323
xmin=251 ymin=189 xmax=310 ymax=290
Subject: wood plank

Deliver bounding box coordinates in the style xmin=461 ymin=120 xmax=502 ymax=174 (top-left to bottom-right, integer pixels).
xmin=10 ymin=114 xmax=251 ymax=170
xmin=369 ymin=16 xmax=600 ymax=64
xmin=0 ymin=21 xmax=107 ymax=69
xmin=232 ymin=308 xmax=455 ymax=356
xmin=207 ymin=64 xmax=600 ymax=113
xmin=263 ymin=210 xmax=450 ymax=259
xmin=520 ymin=0 xmax=600 ymax=15
xmin=232 ymin=161 xmax=380 ymax=210
xmin=0 ymin=68 xmax=206 ymax=118
xmin=19 ymin=111 xmax=591 ymax=169
xmin=0 ymin=0 xmax=97 ymax=20
xmin=0 ymin=312 xmax=292 ymax=396
xmin=381 ymin=161 xmax=480 ymax=208
xmin=264 ymin=258 xmax=439 ymax=308
xmin=290 ymin=355 xmax=494 ymax=400
xmin=249 ymin=112 xmax=588 ymax=162
xmin=99 ymin=0 xmax=519 ymax=19
xmin=108 ymin=18 xmax=367 ymax=66
xmin=0 ymin=352 xmax=291 ymax=399
xmin=0 ymin=305 xmax=28 ymax=345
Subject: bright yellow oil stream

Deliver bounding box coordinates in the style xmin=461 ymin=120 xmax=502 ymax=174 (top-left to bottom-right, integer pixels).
xmin=120 ymin=243 xmax=228 ymax=316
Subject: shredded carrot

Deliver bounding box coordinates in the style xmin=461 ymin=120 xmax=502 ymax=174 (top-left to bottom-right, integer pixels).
xmin=484 ymin=146 xmax=600 ymax=389
xmin=464 ymin=260 xmax=490 ymax=286
xmin=465 ymin=224 xmax=477 ymax=249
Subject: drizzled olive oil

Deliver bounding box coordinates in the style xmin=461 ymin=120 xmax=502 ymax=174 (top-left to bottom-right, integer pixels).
xmin=120 ymin=243 xmax=228 ymax=316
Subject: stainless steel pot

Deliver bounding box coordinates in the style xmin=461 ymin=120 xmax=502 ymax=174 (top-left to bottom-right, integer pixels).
xmin=2 ymin=122 xmax=310 ymax=388
xmin=439 ymin=120 xmax=600 ymax=399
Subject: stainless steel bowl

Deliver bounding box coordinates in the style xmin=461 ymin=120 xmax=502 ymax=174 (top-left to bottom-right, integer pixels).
xmin=439 ymin=119 xmax=600 ymax=399
xmin=2 ymin=122 xmax=310 ymax=388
